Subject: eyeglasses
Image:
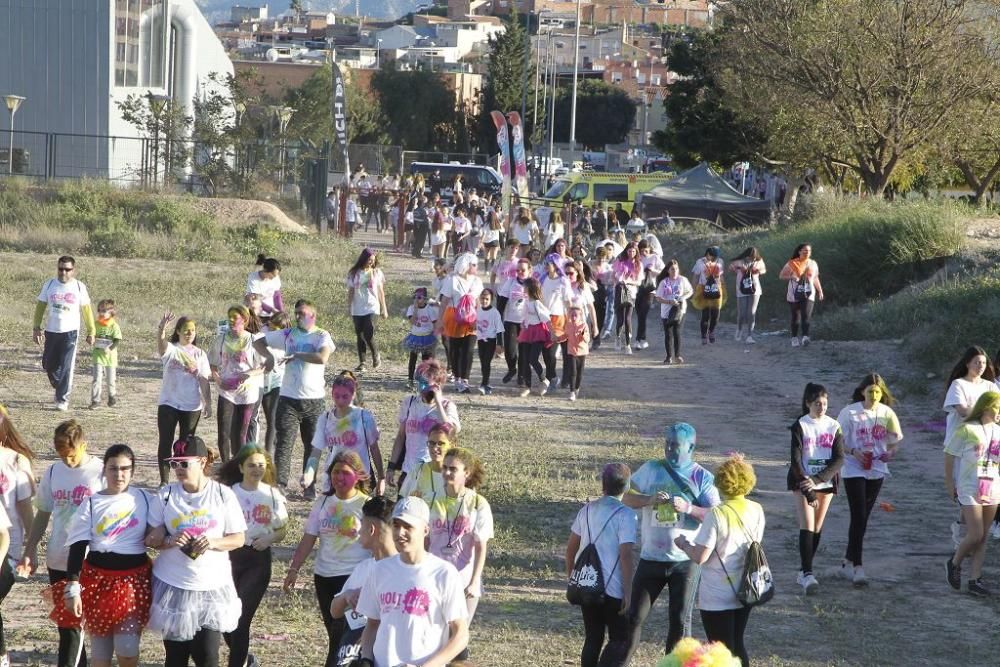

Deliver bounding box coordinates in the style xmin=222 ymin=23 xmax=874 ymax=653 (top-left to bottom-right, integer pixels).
xmin=169 ymin=460 xmax=197 ymax=469
xmin=57 ymin=267 xmax=74 ymax=273
xmin=107 ymin=465 xmax=133 ymax=473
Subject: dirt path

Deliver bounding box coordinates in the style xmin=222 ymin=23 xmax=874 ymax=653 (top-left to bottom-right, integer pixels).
xmin=1 ymin=226 xmax=996 ymax=666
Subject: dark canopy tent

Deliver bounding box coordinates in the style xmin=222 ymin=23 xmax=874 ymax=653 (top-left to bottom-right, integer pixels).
xmin=637 ymin=163 xmax=773 ymax=228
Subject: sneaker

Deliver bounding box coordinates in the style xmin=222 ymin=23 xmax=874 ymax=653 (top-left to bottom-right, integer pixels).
xmin=477 ymin=384 xmax=487 ymax=395
xmin=108 ymin=396 xmax=117 ymax=407
xmin=702 ymin=337 xmax=708 ymax=346
xmin=89 ymin=401 xmax=99 ymax=410
xmin=745 ymin=335 xmax=756 ymax=344
xmin=540 ymin=378 xmax=551 ymax=396
xmin=801 ymin=336 xmax=811 ymax=346
xmin=852 ymin=566 xmax=868 ymax=587
xmin=735 ymin=330 xmax=743 ymax=341
xmin=459 ymin=383 xmax=472 ymax=394
xmin=568 ymin=391 xmax=577 ymax=402
xmin=791 ymin=338 xmax=801 ymax=347
xmin=372 ymin=356 xmax=382 ymax=370
xmin=625 ymin=345 xmax=633 ymax=355
xmin=354 ymin=363 xmax=366 ymax=372
xmin=303 ymin=486 xmax=316 ymax=501
xmin=836 ymin=562 xmax=854 ymax=581
xmin=675 ymin=356 xmax=684 ymax=363
xmin=663 ymin=356 xmax=672 ymax=364
xmin=484 ymin=385 xmax=493 ymax=395
xmin=56 ymin=401 xmax=69 ymax=412
xmin=639 ymin=340 xmax=649 ymax=349
xmin=708 ymin=333 xmax=716 ymax=344
xmin=946 ymin=558 xmax=962 ymax=590
xmin=968 ymin=578 xmax=991 ymax=597
xmin=601 ymin=330 xmax=611 ymax=340
xmin=502 ymin=371 xmax=515 ymax=384
xmin=797 ymin=571 xmax=819 ymax=595
xmin=615 ymin=336 xmax=622 ymax=351
xmin=519 ymin=388 xmax=530 ymax=398
xmin=405 ymin=381 xmax=415 ymax=392
xmin=0 ymin=653 xmax=10 ymax=667
xmin=247 ymin=653 xmax=260 ymax=667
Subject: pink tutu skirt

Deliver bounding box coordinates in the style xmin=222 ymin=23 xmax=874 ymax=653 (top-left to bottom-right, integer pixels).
xmin=518 ymin=322 xmax=553 ymax=346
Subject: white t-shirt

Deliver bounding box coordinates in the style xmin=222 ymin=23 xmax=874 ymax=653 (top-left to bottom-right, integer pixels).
xmin=501 ymin=279 xmax=528 ymax=324
xmin=159 ymin=343 xmax=212 ymax=412
xmin=348 ymin=269 xmax=385 ymax=317
xmin=797 ymin=415 xmax=841 ymax=491
xmin=303 ymin=492 xmax=370 ymax=577
xmin=37 ymin=278 xmax=91 ymax=333
xmin=311 ymin=407 xmax=380 ymax=483
xmin=209 ymin=331 xmax=263 ymax=405
xmin=691 ymin=258 xmax=724 ymax=286
xmin=655 ymin=276 xmax=694 ymax=318
xmin=440 ymin=274 xmax=484 ymax=307
xmin=784 ymin=259 xmax=819 ymax=303
xmin=944 ymin=378 xmax=994 ymax=444
xmin=568 ymin=283 xmax=595 ymax=311
xmin=231 ymin=483 xmax=288 ymax=546
xmin=512 ymin=221 xmax=538 ymax=245
xmin=398 ymin=462 xmax=445 ymax=501
xmin=692 ymin=501 xmax=765 ymax=611
xmin=246 ymin=270 xmax=282 ymax=314
xmin=65 ymin=487 xmax=151 ymax=557
xmin=493 ymin=260 xmax=518 ymax=296
xmin=261 ymin=324 xmax=287 ymax=393
xmin=427 ymin=490 xmax=494 ymax=594
xmin=0 ymin=448 xmax=34 ymax=560
xmin=475 ymin=307 xmax=504 ymax=341
xmin=733 ymin=259 xmax=766 ymax=297
xmin=406 ymin=304 xmax=438 ymax=337
xmin=336 ymin=556 xmax=377 ymax=633
xmin=36 ymin=458 xmax=104 ymax=570
xmin=837 ymin=402 xmax=903 ymax=480
xmin=641 ymin=254 xmax=665 ymax=280
xmin=541 ymin=276 xmax=569 ymax=317
xmin=521 ymin=300 xmax=551 ymax=327
xmin=264 ymin=327 xmax=336 ymax=400
xmin=149 ymin=480 xmax=247 ymax=591
xmin=570 ymin=496 xmax=637 ymax=600
xmin=397 ymin=396 xmax=461 ymax=473
xmin=630 ymin=461 xmax=720 ymax=562
xmin=356 ymin=554 xmax=468 ymax=667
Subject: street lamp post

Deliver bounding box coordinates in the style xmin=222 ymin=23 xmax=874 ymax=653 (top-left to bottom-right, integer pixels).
xmin=4 ymin=95 xmax=25 ymax=175
xmin=568 ymin=0 xmax=582 ymax=152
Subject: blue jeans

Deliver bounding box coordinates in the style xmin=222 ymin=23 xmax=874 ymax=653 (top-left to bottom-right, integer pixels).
xmin=619 ymin=558 xmax=699 ymax=666
xmin=601 ymin=288 xmax=616 ymax=337
xmin=42 ymin=329 xmax=78 ymax=403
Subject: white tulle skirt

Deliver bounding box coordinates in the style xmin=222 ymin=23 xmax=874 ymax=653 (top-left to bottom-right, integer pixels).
xmin=147 ymin=576 xmax=242 ymax=641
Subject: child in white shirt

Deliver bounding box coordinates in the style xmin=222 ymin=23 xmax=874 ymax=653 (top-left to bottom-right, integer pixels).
xmin=475 ymin=290 xmax=504 ymax=395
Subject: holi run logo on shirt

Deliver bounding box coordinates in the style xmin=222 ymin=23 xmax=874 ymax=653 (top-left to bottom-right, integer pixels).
xmin=326 ymin=415 xmax=360 ymax=449
xmin=54 ymin=484 xmax=94 ymax=506
xmin=321 ymin=503 xmax=360 ymax=539
xmin=405 ymin=413 xmax=440 ymax=435
xmin=379 ymin=588 xmax=431 ymax=617
xmin=170 ymin=347 xmax=201 ymax=375
xmin=0 ymin=471 xmax=9 ymax=495
xmin=169 ymin=509 xmax=218 ymax=537
xmin=804 ymin=433 xmax=835 ymax=450
xmin=248 ymin=504 xmax=273 ymax=526
xmin=96 ymin=508 xmax=140 ymax=539
xmin=50 ymin=291 xmax=78 ymax=306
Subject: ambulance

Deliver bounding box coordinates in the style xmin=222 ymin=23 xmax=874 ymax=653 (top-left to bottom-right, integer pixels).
xmin=533 ymin=171 xmax=673 ymax=226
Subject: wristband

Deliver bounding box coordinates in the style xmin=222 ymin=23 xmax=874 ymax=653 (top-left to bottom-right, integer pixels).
xmin=64 ymin=582 xmax=82 ymax=599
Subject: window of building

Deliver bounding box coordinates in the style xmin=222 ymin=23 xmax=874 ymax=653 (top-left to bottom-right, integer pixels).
xmin=115 ymin=0 xmax=167 ymax=88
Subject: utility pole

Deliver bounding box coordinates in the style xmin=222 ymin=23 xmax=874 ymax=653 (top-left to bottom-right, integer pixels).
xmin=568 ymin=0 xmax=582 ymax=152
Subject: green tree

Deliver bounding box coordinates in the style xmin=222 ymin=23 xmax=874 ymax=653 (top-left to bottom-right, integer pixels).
xmin=551 ymin=80 xmax=636 ymax=148
xmin=372 ymin=64 xmax=461 ymax=151
xmin=284 ymin=63 xmax=388 ymax=145
xmin=478 ymin=14 xmax=536 ymax=151
xmin=652 ymin=31 xmax=766 ymax=168
xmin=117 ymin=93 xmax=192 ymax=187
xmin=289 ymin=0 xmax=304 ymax=18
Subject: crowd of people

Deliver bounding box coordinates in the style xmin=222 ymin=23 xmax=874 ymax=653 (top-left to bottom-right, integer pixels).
xmin=3 ymin=233 xmax=998 ymax=667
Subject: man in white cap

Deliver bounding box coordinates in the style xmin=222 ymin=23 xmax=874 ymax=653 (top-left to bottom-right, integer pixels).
xmin=356 ymin=496 xmax=468 ymax=667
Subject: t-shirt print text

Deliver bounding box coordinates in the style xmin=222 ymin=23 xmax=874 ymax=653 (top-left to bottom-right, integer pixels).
xmin=804 ymin=433 xmax=834 ymax=450
xmin=380 ymin=588 xmax=431 ymax=617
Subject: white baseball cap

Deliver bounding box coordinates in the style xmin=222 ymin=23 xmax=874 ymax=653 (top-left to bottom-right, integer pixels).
xmin=392 ymin=496 xmax=430 ymax=527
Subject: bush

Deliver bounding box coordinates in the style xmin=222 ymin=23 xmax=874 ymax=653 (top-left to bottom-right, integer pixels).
xmin=84 ymin=214 xmax=140 ymax=257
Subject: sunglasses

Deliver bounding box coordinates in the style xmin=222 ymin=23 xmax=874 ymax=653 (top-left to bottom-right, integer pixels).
xmin=57 ymin=267 xmax=74 ymax=273
xmin=169 ymin=460 xmax=198 ymax=469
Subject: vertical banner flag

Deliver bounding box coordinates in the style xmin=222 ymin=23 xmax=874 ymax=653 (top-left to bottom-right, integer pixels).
xmin=507 ymin=112 xmax=529 ymax=198
xmin=331 ymin=62 xmax=351 ymax=235
xmin=490 ymin=110 xmax=512 ymax=216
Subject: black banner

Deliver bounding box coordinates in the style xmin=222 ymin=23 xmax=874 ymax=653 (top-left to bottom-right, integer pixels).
xmin=331 ymin=62 xmax=351 ymax=235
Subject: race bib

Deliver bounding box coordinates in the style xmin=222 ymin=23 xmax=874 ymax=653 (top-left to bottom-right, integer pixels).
xmin=95 ymin=337 xmax=114 ymax=350
xmin=345 ymin=607 xmax=367 ymax=631
xmin=807 ymin=458 xmax=833 ymax=489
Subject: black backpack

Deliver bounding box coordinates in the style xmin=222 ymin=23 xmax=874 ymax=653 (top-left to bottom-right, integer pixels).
xmin=794 ymin=276 xmax=813 ymax=302
xmin=738 ymin=264 xmax=755 ymax=296
xmin=702 ymin=275 xmax=721 ymax=300
xmin=567 ymin=505 xmax=625 ymax=607
xmin=715 ymin=505 xmax=774 ymax=607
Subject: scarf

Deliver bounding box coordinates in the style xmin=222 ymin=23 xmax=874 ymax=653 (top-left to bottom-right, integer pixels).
xmin=787 ymin=257 xmax=810 ymax=279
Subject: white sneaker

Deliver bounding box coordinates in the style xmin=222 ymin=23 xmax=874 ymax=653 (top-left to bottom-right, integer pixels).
xmin=791 ymin=337 xmax=800 ymax=347
xmin=745 ymin=335 xmax=756 ymax=344
xmin=625 ymin=345 xmax=633 ymax=355
xmin=801 ymin=336 xmax=811 ymax=346
xmin=519 ymin=388 xmax=530 ymax=398
xmin=568 ymin=391 xmax=577 ymax=402
xmin=797 ymin=571 xmax=819 ymax=595
xmin=56 ymin=401 xmax=69 ymax=412
xmin=735 ymin=329 xmax=743 ymax=341
xmin=601 ymin=330 xmax=611 ymax=340
xmin=639 ymin=340 xmax=649 ymax=349
xmin=0 ymin=652 xmax=10 ymax=667
xmin=540 ymin=378 xmax=550 ymax=396
xmin=852 ymin=566 xmax=868 ymax=587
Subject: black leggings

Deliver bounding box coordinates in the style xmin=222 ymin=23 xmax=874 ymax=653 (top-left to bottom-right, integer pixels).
xmin=497 ymin=296 xmax=508 ymax=320
xmin=518 ymin=341 xmax=545 ymax=387
xmin=581 ymin=596 xmax=628 ymax=667
xmin=353 ymin=314 xmax=378 ymax=364
xmin=623 ymin=559 xmax=696 ymax=663
xmin=566 ymin=355 xmax=586 ymax=392
xmin=635 ymin=286 xmax=654 ymax=341
xmin=225 ymin=546 xmax=272 ymax=667
xmin=790 ymin=300 xmax=815 ymax=337
xmin=0 ymin=557 xmax=11 ymax=656
xmin=448 ymin=335 xmax=476 ymax=381
xmin=844 ymin=476 xmax=884 ymax=566
xmin=477 ymin=338 xmax=498 ymax=386
xmin=700 ymin=307 xmax=720 ymax=337
xmin=700 ymin=607 xmax=752 ymax=667
xmin=615 ymin=303 xmax=634 ymax=345
xmin=503 ymin=322 xmax=521 ymax=374
xmin=164 ymin=628 xmax=221 ymax=667
xmin=594 ymin=284 xmax=608 ymax=333
xmin=157 ymin=404 xmax=202 ymax=483
xmin=662 ymin=316 xmax=684 ymax=358
xmin=48 ymin=569 xmax=86 ymax=667
xmin=261 ymin=386 xmax=280 ymax=461
xmin=216 ymin=397 xmax=259 ymax=462
xmin=315 ymin=574 xmax=350 ymax=667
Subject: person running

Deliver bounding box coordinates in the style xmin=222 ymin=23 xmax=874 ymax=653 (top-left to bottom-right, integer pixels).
xmin=209 ymin=305 xmax=265 ymax=463
xmin=284 ymin=451 xmax=370 ymax=667
xmin=253 ymin=300 xmax=336 ymax=493
xmin=246 ymin=256 xmax=283 ymax=325
xmin=156 ymin=313 xmax=213 ymax=485
xmin=612 ymin=243 xmax=642 ymax=354
xmin=674 ymin=455 xmax=764 ymax=667
xmin=146 ymin=435 xmax=247 ymax=667
xmin=63 ymin=444 xmax=152 ymax=667
xmin=836 ymin=374 xmax=903 ymax=586
xmin=516 ymin=277 xmax=553 ymax=398
xmin=690 ymin=247 xmax=725 ymax=346
xmin=347 ymin=248 xmax=388 ymax=373
xmin=566 ymin=463 xmax=636 ymax=667
xmin=728 ymin=247 xmax=766 ymax=344
xmin=779 ymin=243 xmax=824 ymax=347
xmin=20 ymin=420 xmax=103 ymax=667
xmin=634 ymin=240 xmax=665 ymax=351
xmin=356 ymin=497 xmax=469 ymax=667
xmin=403 ymin=288 xmax=439 ymax=390
xmin=438 ymin=253 xmax=484 ymax=394
xmin=33 ymin=256 xmax=96 ymax=410
xmin=475 ymin=289 xmax=504 ymax=395
xmin=399 ymin=424 xmax=453 ymax=501
xmin=789 ymin=382 xmax=845 ymax=595
xmin=621 ymin=423 xmax=720 ymax=662
xmin=90 ymin=299 xmax=123 ymax=409
xmin=654 ymin=260 xmax=694 ymax=365
xmin=387 ymin=359 xmax=461 ymax=490
xmin=945 ymin=391 xmax=1000 ymax=596
xmin=500 ymin=259 xmax=532 ymax=386
xmin=216 ymin=444 xmax=287 ymax=667
xmin=302 ymin=374 xmax=383 ymax=495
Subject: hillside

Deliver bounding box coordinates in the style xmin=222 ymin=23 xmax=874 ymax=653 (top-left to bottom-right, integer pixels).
xmin=195 ymin=0 xmax=423 ymax=22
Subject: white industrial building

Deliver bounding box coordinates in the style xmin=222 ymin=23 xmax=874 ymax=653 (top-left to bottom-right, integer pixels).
xmin=0 ymin=0 xmax=233 ymax=182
